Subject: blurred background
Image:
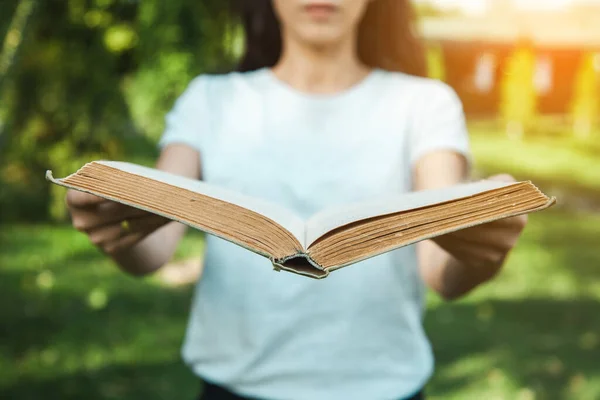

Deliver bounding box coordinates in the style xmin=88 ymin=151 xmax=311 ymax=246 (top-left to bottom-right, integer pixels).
xmin=1 ymin=0 xmax=599 ymax=399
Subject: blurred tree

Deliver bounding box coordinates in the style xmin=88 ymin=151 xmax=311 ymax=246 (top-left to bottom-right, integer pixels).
xmin=0 ymin=0 xmax=239 ymax=222
xmin=570 ymin=52 xmax=599 ymax=139
xmin=426 ymin=42 xmax=446 ymax=81
xmin=126 ymin=0 xmax=240 ymax=139
xmin=0 ymin=0 xmax=37 ymax=94
xmin=499 ymin=46 xmax=538 ymax=139
xmin=414 ymin=1 xmax=462 ymax=18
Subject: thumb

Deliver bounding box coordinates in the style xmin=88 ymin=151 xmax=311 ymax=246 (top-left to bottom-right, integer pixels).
xmin=65 ymin=189 xmax=106 ymax=209
xmin=486 ymin=173 xmax=517 ymax=183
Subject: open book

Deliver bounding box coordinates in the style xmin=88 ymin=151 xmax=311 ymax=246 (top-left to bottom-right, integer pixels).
xmin=47 ymin=161 xmax=556 ymax=279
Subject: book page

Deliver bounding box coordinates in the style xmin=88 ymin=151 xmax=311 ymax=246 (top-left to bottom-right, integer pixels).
xmin=305 ymin=180 xmax=519 ymax=247
xmin=96 ymin=161 xmax=307 ymax=245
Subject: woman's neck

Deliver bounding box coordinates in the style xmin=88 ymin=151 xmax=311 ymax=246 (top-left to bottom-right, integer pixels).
xmin=272 ymin=33 xmax=371 ymax=95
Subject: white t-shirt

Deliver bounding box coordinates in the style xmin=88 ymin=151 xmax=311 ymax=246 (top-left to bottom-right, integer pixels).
xmin=159 ymin=68 xmax=470 ymax=400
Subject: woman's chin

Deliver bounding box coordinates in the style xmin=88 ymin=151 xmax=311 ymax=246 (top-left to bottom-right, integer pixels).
xmin=297 ymin=27 xmax=346 ymax=48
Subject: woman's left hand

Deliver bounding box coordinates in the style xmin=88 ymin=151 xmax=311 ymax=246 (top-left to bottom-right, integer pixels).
xmin=431 ymin=174 xmax=528 ymax=270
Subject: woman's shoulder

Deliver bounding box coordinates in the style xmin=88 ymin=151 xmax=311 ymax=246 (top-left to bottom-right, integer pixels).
xmin=376 ymin=69 xmax=463 ymax=110
xmin=377 ymin=70 xmax=457 ymax=96
xmin=185 ymin=69 xmax=267 ymax=95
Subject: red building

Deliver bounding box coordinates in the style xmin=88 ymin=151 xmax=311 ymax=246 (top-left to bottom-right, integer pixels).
xmin=418 ymin=5 xmax=600 ymax=117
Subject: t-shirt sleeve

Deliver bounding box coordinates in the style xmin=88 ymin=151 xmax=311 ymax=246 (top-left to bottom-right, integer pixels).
xmin=408 ymin=81 xmax=471 ymax=167
xmin=158 ymin=75 xmax=210 ymax=154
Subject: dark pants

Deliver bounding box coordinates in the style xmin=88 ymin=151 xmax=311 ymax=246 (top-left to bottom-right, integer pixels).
xmin=199 ymin=379 xmax=425 ymax=400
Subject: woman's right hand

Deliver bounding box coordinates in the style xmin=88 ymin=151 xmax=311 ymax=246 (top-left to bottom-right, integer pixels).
xmin=66 ymin=190 xmax=170 ymax=255
xmin=65 ymin=144 xmax=200 ymax=274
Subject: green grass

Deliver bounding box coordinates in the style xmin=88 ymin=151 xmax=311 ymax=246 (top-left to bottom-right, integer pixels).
xmin=2 ymin=210 xmax=599 ymax=399
xmin=469 ymin=124 xmax=600 ymax=199
xmin=425 ymin=209 xmax=600 ymax=400
xmin=0 ymin=227 xmax=205 ymax=400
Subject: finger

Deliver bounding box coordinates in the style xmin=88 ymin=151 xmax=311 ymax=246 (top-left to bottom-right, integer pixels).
xmin=487 ymin=214 xmax=528 ymax=231
xmin=96 ymin=202 xmax=148 ymax=223
xmin=88 ymin=223 xmax=123 ymax=247
xmin=438 ymin=217 xmax=527 ymax=252
xmin=486 ymin=173 xmax=517 ymax=183
xmin=100 ymin=216 xmax=169 ymax=254
xmin=127 ymin=214 xmax=170 ymax=233
xmin=66 ymin=190 xmax=106 ymax=209
xmin=465 ymin=214 xmax=528 ymax=234
xmin=434 ymin=234 xmax=507 ymax=268
xmin=451 ymin=210 xmax=529 ymax=234
xmin=451 ymin=216 xmax=524 ymax=236
xmin=88 ymin=214 xmax=168 ymax=249
xmin=102 ymin=231 xmax=147 ymax=255
xmin=71 ymin=203 xmax=148 ymax=232
xmin=438 ymin=227 xmax=514 ymax=253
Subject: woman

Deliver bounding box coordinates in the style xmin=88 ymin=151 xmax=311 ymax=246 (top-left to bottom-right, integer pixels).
xmin=66 ymin=1 xmax=527 ymax=399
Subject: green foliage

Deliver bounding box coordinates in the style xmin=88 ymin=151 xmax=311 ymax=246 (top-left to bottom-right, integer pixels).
xmin=0 ymin=0 xmax=37 ymax=89
xmin=499 ymin=47 xmax=538 ymax=138
xmin=126 ymin=0 xmax=239 ymax=139
xmin=0 ymin=0 xmax=239 ymax=222
xmin=570 ymin=52 xmax=600 ymax=139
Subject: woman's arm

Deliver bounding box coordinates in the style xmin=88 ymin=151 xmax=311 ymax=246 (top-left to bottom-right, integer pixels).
xmin=66 ymin=144 xmax=201 ymax=276
xmin=413 ymin=150 xmax=528 ymax=300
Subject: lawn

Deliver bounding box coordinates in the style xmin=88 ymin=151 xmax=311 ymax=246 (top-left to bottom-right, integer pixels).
xmin=0 ymin=227 xmax=205 ymax=400
xmin=1 ymin=130 xmax=599 ymax=399
xmin=425 ymin=208 xmax=600 ymax=399
xmin=2 ymin=210 xmax=599 ymax=400
xmin=469 ymin=122 xmax=600 ymax=201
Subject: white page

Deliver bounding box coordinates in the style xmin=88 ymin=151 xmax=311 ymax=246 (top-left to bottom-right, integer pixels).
xmin=305 ymin=180 xmax=518 ymax=247
xmin=97 ymin=161 xmax=307 ymax=245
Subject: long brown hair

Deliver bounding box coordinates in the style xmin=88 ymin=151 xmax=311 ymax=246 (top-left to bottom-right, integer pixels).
xmin=234 ymin=0 xmax=427 ymax=77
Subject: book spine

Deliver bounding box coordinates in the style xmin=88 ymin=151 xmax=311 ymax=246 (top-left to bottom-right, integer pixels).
xmin=271 ymin=254 xmax=329 ymax=280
